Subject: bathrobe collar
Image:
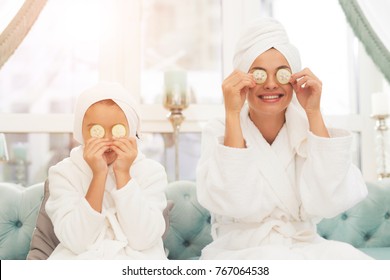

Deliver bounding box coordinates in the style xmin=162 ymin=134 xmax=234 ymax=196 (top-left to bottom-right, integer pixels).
xmin=240 ymin=100 xmax=308 ymax=220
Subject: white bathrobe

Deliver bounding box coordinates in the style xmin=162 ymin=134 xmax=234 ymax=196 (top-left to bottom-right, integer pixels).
xmin=46 ymin=146 xmax=168 ymax=259
xmin=196 ymin=103 xmax=370 ymax=259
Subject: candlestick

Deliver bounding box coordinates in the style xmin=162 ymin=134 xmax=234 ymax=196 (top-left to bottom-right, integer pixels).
xmin=371 ymin=114 xmax=390 ymax=179
xmin=163 ymin=70 xmax=190 ymax=181
xmin=0 ymin=133 xmax=9 ymax=162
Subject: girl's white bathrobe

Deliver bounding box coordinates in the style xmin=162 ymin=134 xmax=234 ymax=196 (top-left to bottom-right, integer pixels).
xmin=46 ymin=146 xmax=168 ymax=259
xmin=196 ymin=103 xmax=370 ymax=259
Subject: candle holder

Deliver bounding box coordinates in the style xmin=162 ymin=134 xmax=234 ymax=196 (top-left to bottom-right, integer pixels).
xmin=371 ymin=114 xmax=390 ymax=179
xmin=163 ymin=71 xmax=189 ymax=180
xmin=0 ymin=133 xmax=9 ymax=162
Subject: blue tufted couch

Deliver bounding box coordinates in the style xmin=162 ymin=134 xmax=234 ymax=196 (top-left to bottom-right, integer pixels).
xmin=1 ymin=180 xmax=390 ymax=260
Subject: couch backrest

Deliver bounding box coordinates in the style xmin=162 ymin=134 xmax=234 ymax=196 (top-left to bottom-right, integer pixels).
xmin=317 ymin=180 xmax=390 ymax=248
xmin=0 ymin=182 xmax=44 ymax=260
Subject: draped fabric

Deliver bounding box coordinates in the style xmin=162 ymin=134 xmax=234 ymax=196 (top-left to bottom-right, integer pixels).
xmin=0 ymin=0 xmax=48 ymax=69
xmin=339 ymin=0 xmax=390 ymax=83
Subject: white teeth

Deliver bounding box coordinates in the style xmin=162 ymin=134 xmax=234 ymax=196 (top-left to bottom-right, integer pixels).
xmin=261 ymin=95 xmax=280 ymax=99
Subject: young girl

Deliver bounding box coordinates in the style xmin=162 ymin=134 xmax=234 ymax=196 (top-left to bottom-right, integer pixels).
xmin=196 ymin=18 xmax=371 ymax=259
xmin=46 ymin=81 xmax=168 ymax=259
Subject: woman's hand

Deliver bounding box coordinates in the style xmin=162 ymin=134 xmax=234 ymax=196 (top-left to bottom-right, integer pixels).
xmin=222 ymin=70 xmax=256 ymax=115
xmin=111 ymin=137 xmax=138 ymax=188
xmin=291 ymin=68 xmax=329 ymax=138
xmin=83 ymin=138 xmax=111 ymax=175
xmin=222 ymin=70 xmax=255 ymax=148
xmin=290 ymin=68 xmax=322 ymax=114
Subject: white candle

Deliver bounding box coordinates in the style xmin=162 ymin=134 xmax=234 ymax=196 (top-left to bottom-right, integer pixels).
xmin=371 ymin=92 xmax=390 ymax=116
xmin=164 ymin=70 xmax=187 ymax=105
xmin=12 ymin=142 xmax=27 ymax=161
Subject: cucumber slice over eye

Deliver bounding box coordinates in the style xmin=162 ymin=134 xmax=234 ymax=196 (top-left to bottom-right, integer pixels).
xmin=253 ymin=69 xmax=267 ymax=84
xmin=276 ymin=68 xmax=291 ymax=84
xmin=90 ymin=124 xmax=105 ymax=138
xmin=112 ymin=124 xmax=127 ymax=138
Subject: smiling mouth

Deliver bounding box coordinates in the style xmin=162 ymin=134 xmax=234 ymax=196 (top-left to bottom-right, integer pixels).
xmin=259 ymin=94 xmax=284 ymax=101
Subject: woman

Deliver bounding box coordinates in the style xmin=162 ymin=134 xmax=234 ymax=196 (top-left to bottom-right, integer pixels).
xmin=196 ymin=18 xmax=370 ymax=259
xmin=46 ymin=81 xmax=168 ymax=259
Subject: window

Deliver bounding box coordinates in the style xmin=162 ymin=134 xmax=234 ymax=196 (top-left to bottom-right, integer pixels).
xmin=0 ymin=0 xmax=100 ymax=114
xmin=140 ymin=0 xmax=222 ymax=105
xmin=272 ymin=0 xmax=357 ymax=115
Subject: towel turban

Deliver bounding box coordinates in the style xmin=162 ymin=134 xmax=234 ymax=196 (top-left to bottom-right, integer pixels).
xmin=73 ymin=81 xmax=140 ymax=144
xmin=233 ymin=17 xmax=301 ymax=73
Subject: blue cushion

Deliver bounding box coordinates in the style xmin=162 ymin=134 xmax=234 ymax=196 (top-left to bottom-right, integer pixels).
xmin=317 ymin=180 xmax=390 ymax=249
xmin=0 ymin=182 xmax=44 ymax=259
xmin=163 ymin=180 xmax=212 ymax=260
xmin=359 ymin=247 xmax=390 ymax=260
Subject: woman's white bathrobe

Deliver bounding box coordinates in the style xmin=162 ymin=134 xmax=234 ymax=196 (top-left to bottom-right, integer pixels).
xmin=46 ymin=146 xmax=168 ymax=259
xmin=196 ymin=103 xmax=370 ymax=259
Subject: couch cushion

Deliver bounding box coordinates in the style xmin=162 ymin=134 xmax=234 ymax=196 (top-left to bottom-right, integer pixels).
xmin=317 ymin=180 xmax=390 ymax=249
xmin=0 ymin=182 xmax=44 ymax=260
xmin=359 ymin=247 xmax=390 ymax=260
xmin=163 ymin=180 xmax=212 ymax=260
xmin=27 ymin=180 xmax=59 ymax=260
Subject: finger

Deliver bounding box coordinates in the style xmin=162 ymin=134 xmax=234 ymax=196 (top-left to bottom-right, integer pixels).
xmin=225 ymin=71 xmax=253 ymax=85
xmin=111 ymin=138 xmax=137 ymax=154
xmin=302 ymin=79 xmax=322 ymax=92
xmin=86 ymin=141 xmax=112 ymax=156
xmin=291 ymin=68 xmax=319 ymax=82
xmin=223 ymin=70 xmax=244 ymax=85
xmin=111 ymin=140 xmax=130 ymax=153
xmin=294 ymin=76 xmax=309 ymax=89
xmin=128 ymin=137 xmax=138 ymax=149
xmin=110 ymin=145 xmax=137 ymax=161
xmin=85 ymin=138 xmax=111 ymax=149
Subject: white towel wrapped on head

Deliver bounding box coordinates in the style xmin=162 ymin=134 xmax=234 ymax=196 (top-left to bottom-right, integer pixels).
xmin=233 ymin=17 xmax=301 ymax=73
xmin=73 ymin=81 xmax=140 ymax=144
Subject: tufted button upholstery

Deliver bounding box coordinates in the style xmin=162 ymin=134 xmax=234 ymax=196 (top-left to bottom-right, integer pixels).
xmin=163 ymin=180 xmax=212 ymax=260
xmin=317 ymin=180 xmax=390 ymax=250
xmin=0 ymin=182 xmax=44 ymax=260
xmin=2 ymin=179 xmax=390 ymax=260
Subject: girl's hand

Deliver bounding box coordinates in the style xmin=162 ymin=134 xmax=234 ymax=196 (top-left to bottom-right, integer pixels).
xmin=83 ymin=138 xmax=111 ymax=175
xmin=290 ymin=68 xmax=322 ymax=114
xmin=111 ymin=137 xmax=138 ymax=188
xmin=222 ymin=70 xmax=256 ymax=115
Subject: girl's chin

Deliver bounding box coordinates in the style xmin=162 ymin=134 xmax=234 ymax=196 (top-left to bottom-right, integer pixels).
xmin=105 ymin=154 xmax=117 ymax=165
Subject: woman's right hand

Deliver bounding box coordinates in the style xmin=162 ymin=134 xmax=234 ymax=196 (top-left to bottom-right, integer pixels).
xmin=83 ymin=138 xmax=111 ymax=175
xmin=222 ymin=70 xmax=256 ymax=115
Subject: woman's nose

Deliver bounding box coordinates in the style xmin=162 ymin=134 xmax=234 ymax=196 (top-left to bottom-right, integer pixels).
xmin=263 ymin=75 xmax=278 ymax=89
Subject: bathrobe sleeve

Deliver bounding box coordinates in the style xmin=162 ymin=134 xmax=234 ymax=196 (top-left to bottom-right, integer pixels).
xmin=299 ymin=129 xmax=368 ymax=218
xmin=46 ymin=161 xmax=106 ymax=254
xmin=196 ymin=120 xmax=274 ymax=219
xmin=110 ymin=159 xmax=167 ymax=251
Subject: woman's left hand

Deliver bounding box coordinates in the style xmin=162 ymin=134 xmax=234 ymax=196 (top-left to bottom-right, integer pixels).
xmin=290 ymin=68 xmax=322 ymax=114
xmin=111 ymin=137 xmax=138 ymax=188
